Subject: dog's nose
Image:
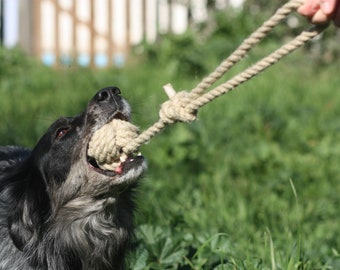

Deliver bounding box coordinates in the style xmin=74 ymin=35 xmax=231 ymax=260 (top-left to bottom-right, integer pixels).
xmin=95 ymin=86 xmax=121 ymax=103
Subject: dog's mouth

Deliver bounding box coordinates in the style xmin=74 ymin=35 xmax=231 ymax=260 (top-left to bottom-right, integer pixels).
xmin=87 ymin=152 xmax=144 ymax=177
xmin=86 ymin=112 xmax=146 ymax=179
xmin=109 ymin=111 xmax=129 ymax=122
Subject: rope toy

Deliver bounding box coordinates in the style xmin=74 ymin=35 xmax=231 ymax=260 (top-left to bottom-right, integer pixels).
xmin=87 ymin=119 xmax=139 ymax=170
xmin=87 ymin=0 xmax=328 ymax=170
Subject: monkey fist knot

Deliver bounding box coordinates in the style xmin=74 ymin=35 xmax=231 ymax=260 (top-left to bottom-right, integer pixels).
xmin=87 ymin=119 xmax=139 ymax=169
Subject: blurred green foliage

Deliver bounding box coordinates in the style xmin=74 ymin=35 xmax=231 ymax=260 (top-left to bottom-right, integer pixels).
xmin=1 ymin=3 xmax=340 ymax=268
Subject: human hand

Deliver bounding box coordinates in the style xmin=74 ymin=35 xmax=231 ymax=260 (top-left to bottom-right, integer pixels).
xmin=297 ymin=0 xmax=340 ymax=26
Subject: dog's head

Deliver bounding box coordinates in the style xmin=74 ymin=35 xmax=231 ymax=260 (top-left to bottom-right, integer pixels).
xmin=31 ymin=86 xmax=147 ymax=208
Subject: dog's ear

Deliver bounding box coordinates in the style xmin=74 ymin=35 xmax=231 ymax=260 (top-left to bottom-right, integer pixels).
xmin=8 ymin=202 xmax=35 ymax=250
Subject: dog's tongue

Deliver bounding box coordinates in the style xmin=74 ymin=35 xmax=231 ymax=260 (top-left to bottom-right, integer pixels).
xmin=114 ymin=163 xmax=123 ymax=174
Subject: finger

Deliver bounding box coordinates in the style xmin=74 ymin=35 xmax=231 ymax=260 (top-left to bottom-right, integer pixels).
xmin=320 ymin=0 xmax=337 ymax=15
xmin=298 ymin=0 xmax=321 ymax=17
xmin=297 ymin=6 xmax=311 ymax=17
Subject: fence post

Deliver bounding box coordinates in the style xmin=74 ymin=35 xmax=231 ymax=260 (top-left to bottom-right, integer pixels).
xmin=71 ymin=0 xmax=77 ymax=65
xmin=108 ymin=0 xmax=113 ymax=66
xmin=33 ymin=0 xmax=41 ymax=60
xmin=89 ymin=0 xmax=95 ymax=67
xmin=18 ymin=0 xmax=36 ymax=55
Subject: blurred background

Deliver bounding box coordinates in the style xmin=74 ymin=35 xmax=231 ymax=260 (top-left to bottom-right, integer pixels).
xmin=1 ymin=0 xmax=242 ymax=67
xmin=1 ymin=0 xmax=340 ymax=269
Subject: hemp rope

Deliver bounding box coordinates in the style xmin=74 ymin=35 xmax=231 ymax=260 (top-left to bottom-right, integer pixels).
xmin=88 ymin=0 xmax=328 ymax=170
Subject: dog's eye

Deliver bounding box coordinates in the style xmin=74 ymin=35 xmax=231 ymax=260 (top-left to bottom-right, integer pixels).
xmin=56 ymin=128 xmax=69 ymax=139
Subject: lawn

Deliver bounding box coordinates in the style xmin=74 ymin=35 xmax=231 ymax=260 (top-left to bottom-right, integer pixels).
xmin=0 ymin=41 xmax=339 ymax=269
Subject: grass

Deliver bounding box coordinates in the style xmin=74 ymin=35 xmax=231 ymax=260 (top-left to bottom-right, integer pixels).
xmin=1 ymin=46 xmax=339 ymax=269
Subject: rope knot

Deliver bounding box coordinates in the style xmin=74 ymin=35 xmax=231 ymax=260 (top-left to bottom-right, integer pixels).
xmin=159 ymin=91 xmax=198 ymax=124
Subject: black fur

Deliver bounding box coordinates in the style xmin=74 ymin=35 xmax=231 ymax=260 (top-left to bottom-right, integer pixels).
xmin=0 ymin=87 xmax=147 ymax=270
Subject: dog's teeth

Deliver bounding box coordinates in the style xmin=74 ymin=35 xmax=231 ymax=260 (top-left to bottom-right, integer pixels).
xmin=137 ymin=152 xmax=142 ymax=156
xmin=120 ymin=154 xmax=128 ymax=163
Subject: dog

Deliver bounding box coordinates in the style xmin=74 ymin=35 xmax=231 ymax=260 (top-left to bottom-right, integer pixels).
xmin=0 ymin=87 xmax=147 ymax=270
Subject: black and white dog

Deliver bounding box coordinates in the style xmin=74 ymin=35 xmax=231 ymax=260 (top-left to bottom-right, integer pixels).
xmin=0 ymin=87 xmax=147 ymax=270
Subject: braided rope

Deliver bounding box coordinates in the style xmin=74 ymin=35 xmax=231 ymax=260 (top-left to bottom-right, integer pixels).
xmin=191 ymin=0 xmax=305 ymax=96
xmin=87 ymin=0 xmax=328 ymax=170
xmin=188 ymin=25 xmax=326 ymax=112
